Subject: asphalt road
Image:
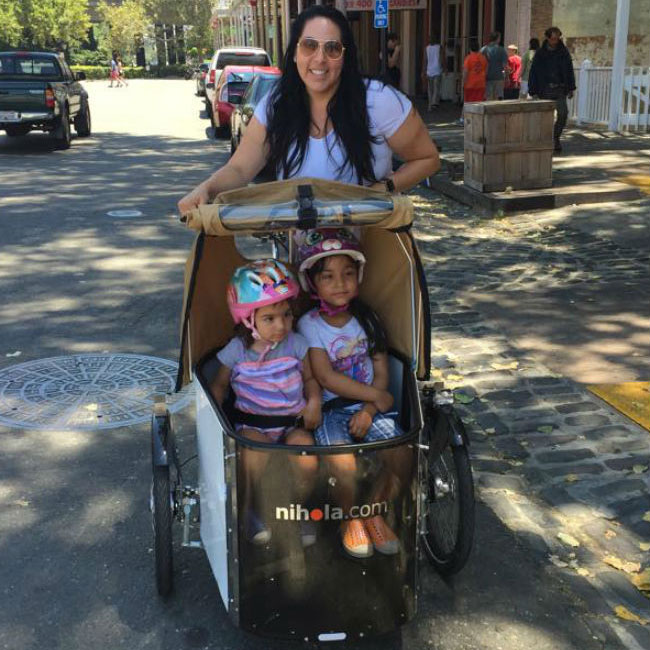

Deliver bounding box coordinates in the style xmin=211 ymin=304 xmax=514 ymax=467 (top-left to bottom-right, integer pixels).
xmin=0 ymin=80 xmax=628 ymax=650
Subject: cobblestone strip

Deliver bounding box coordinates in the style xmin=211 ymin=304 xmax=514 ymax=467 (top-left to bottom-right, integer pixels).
xmin=411 ymin=192 xmax=650 ymax=648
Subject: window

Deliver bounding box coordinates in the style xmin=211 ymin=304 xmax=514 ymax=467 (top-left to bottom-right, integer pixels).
xmin=0 ymin=54 xmax=62 ymax=77
xmin=216 ymin=52 xmax=270 ymax=68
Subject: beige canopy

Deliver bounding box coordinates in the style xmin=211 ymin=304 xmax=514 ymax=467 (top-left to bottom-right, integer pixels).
xmin=176 ymin=178 xmax=430 ymax=389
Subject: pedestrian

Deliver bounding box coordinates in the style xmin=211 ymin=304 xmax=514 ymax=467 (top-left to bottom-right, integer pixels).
xmin=520 ymin=37 xmax=540 ymax=98
xmin=178 ymin=5 xmax=439 ymax=214
xmin=480 ymin=32 xmax=509 ymax=100
xmin=384 ymin=32 xmax=401 ymax=89
xmin=462 ymin=38 xmax=488 ymax=108
xmin=504 ymin=44 xmax=522 ymax=99
xmin=422 ymin=35 xmax=443 ymax=110
xmin=528 ymin=26 xmax=576 ymax=153
xmin=109 ymin=52 xmax=122 ymax=88
xmin=117 ymin=56 xmax=128 ymax=87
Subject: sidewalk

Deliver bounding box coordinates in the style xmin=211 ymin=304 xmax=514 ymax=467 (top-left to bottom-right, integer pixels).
xmin=416 ymin=98 xmax=650 ymax=213
xmin=409 ymin=174 xmax=650 ymax=647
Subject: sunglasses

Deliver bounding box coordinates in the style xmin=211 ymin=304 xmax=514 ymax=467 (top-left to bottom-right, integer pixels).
xmin=297 ymin=38 xmax=345 ymax=60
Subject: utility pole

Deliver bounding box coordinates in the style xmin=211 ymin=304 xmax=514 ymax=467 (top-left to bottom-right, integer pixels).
xmin=608 ymin=0 xmax=630 ymax=131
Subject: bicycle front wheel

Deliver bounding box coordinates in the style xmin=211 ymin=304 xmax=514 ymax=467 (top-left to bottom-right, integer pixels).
xmin=421 ymin=443 xmax=475 ymax=576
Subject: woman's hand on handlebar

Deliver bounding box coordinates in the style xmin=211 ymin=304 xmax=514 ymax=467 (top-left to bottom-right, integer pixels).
xmin=178 ymin=182 xmax=212 ymax=216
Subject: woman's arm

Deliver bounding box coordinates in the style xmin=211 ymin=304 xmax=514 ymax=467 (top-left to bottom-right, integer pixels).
xmin=309 ymin=348 xmax=385 ymax=404
xmin=177 ymin=117 xmax=270 ymax=215
xmin=389 ymin=44 xmax=401 ymax=68
xmin=372 ymin=108 xmax=441 ymax=192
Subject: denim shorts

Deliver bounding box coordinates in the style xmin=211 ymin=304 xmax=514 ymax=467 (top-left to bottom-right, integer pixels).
xmin=314 ymin=404 xmax=402 ymax=446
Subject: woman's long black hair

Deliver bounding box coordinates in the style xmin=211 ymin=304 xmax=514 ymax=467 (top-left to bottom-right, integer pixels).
xmin=266 ymin=5 xmax=380 ymax=184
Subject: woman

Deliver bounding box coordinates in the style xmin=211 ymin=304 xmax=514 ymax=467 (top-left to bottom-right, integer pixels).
xmin=520 ymin=37 xmax=539 ymax=98
xmin=178 ymin=5 xmax=439 ymax=215
xmin=385 ymin=32 xmax=402 ymax=89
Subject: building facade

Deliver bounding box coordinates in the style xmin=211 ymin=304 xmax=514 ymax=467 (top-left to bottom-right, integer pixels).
xmin=212 ymin=0 xmax=649 ymax=98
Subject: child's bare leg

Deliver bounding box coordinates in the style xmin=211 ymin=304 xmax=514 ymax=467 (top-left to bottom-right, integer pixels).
xmin=284 ymin=428 xmax=318 ymax=501
xmin=325 ymin=452 xmax=357 ymax=512
xmin=371 ymin=445 xmax=413 ymax=503
xmin=239 ymin=428 xmax=270 ymax=511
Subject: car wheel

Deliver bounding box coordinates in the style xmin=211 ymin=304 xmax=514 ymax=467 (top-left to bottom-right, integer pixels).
xmin=4 ymin=125 xmax=31 ymax=137
xmin=74 ymin=102 xmax=91 ymax=137
xmin=54 ymin=107 xmax=72 ymax=150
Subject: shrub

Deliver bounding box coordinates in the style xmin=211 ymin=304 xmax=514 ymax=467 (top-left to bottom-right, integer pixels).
xmin=70 ymin=64 xmax=191 ymax=80
xmin=69 ymin=50 xmax=109 ymax=66
xmin=71 ymin=65 xmax=111 ymax=80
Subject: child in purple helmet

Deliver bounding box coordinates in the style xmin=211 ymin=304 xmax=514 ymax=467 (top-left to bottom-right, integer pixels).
xmin=296 ymin=229 xmax=404 ymax=559
xmin=211 ymin=259 xmax=321 ymax=545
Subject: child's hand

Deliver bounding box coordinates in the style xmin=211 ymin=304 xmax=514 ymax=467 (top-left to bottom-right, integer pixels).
xmin=301 ymin=398 xmax=322 ymax=431
xmin=349 ymin=409 xmax=373 ymax=439
xmin=373 ymin=389 xmax=394 ymax=413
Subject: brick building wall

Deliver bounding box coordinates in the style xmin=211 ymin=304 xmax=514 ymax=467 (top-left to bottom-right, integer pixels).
xmin=529 ymin=0 xmax=554 ymax=41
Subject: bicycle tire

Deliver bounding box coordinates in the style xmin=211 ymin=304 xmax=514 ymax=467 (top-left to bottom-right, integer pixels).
xmin=152 ymin=464 xmax=174 ymax=596
xmin=421 ymin=443 xmax=475 ymax=576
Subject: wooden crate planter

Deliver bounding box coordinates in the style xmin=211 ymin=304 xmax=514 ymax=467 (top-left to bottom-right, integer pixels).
xmin=463 ymin=100 xmax=555 ymax=192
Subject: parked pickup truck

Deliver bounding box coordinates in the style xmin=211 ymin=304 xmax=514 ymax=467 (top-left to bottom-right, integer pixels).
xmin=0 ymin=50 xmax=91 ymax=149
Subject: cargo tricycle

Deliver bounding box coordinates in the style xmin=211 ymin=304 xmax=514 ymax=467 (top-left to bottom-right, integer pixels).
xmin=151 ymin=179 xmax=475 ymax=642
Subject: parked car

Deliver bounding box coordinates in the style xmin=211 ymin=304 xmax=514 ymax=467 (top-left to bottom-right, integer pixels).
xmin=211 ymin=65 xmax=280 ymax=138
xmin=0 ymin=50 xmax=90 ymax=149
xmin=230 ymin=70 xmax=280 ymax=154
xmin=195 ymin=61 xmax=210 ymax=97
xmin=205 ymin=46 xmax=271 ymax=116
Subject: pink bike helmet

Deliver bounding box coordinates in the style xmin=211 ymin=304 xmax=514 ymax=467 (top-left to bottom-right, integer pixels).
xmin=295 ymin=228 xmax=366 ymax=292
xmin=226 ymin=259 xmax=299 ymax=331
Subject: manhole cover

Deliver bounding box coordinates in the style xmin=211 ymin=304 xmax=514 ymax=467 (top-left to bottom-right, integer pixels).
xmin=107 ymin=209 xmax=143 ymax=218
xmin=0 ymin=354 xmax=193 ymax=431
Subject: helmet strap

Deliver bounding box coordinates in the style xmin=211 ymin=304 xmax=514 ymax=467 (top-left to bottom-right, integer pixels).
xmin=242 ymin=313 xmax=280 ymax=359
xmin=242 ymin=314 xmax=261 ymax=340
xmin=305 ymin=272 xmax=357 ymax=317
xmin=318 ymin=298 xmax=350 ymax=316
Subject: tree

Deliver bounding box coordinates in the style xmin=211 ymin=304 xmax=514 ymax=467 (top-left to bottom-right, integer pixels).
xmin=0 ymin=0 xmax=22 ymax=48
xmin=97 ymin=0 xmax=149 ymax=60
xmin=180 ymin=0 xmax=213 ymax=54
xmin=144 ymin=0 xmax=213 ymax=53
xmin=19 ymin=0 xmax=92 ymax=50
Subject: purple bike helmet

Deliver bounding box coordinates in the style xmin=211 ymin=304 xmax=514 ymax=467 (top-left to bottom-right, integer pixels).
xmin=295 ymin=228 xmax=366 ymax=292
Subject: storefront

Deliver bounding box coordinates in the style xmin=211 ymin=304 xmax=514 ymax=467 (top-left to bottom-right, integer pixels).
xmin=216 ymin=0 xmax=511 ymax=101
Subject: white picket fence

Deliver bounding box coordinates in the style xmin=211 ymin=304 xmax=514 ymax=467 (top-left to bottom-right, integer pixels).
xmin=568 ymin=60 xmax=650 ymax=131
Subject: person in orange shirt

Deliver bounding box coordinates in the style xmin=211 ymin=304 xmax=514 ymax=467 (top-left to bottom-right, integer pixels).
xmin=463 ymin=39 xmax=488 ymax=104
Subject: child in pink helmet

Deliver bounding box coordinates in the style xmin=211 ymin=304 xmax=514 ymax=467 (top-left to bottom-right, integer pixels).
xmin=211 ymin=259 xmax=321 ymax=545
xmin=296 ymin=229 xmax=404 ymax=559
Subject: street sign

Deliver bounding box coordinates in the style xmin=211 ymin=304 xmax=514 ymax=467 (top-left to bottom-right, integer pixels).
xmin=374 ymin=0 xmax=388 ymax=29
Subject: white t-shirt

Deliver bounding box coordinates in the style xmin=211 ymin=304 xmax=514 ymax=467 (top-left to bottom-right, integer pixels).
xmin=297 ymin=309 xmax=374 ymax=403
xmin=253 ymin=79 xmax=412 ymax=184
xmin=425 ymin=44 xmax=442 ymax=77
